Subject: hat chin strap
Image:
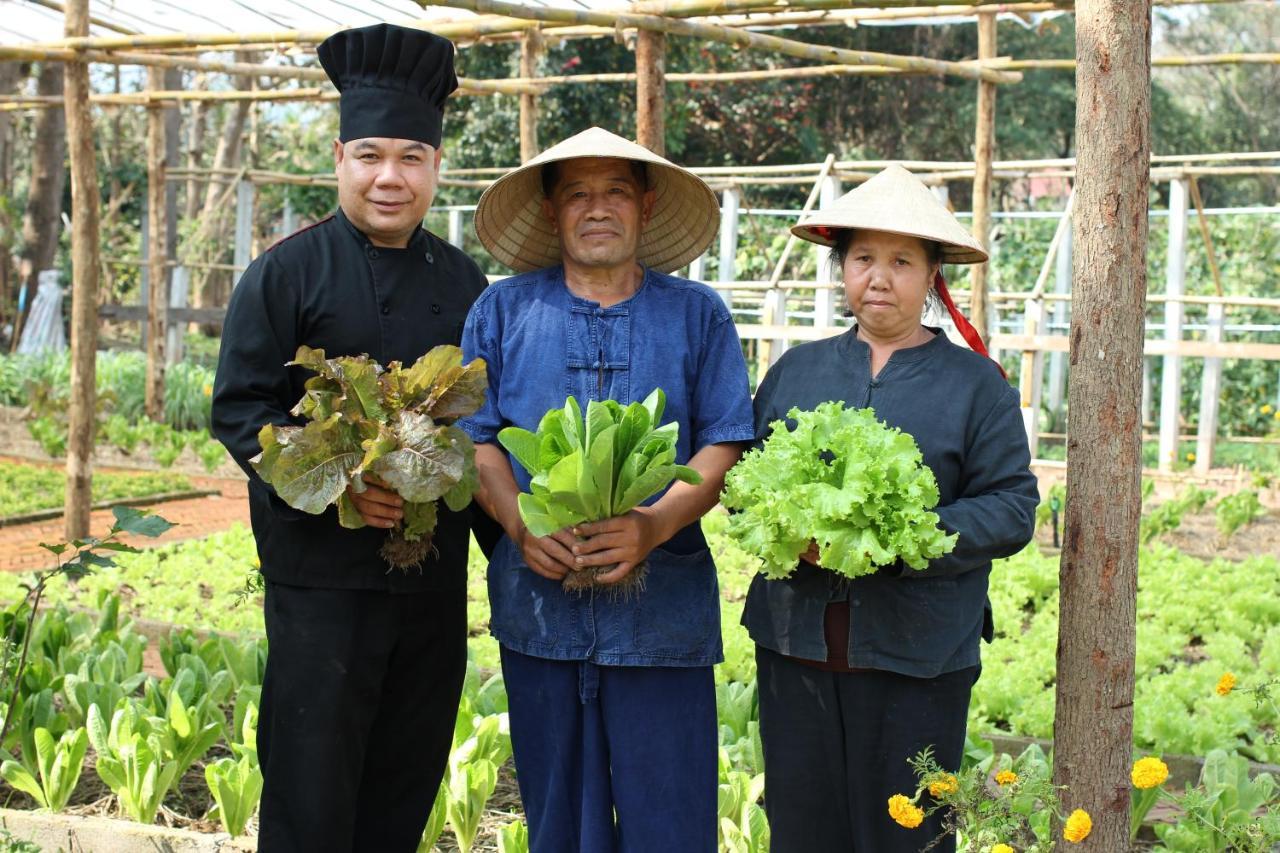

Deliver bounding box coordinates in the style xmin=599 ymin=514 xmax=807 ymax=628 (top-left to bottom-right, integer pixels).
xmin=934 ymin=271 xmax=1007 ymax=379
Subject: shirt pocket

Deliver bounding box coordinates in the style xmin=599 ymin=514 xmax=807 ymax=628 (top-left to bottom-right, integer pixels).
xmin=632 ymin=546 xmax=719 ymax=656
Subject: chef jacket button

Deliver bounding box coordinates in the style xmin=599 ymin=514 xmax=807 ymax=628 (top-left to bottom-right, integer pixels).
xmin=425 ymin=252 xmax=434 ymax=264
xmin=367 ymin=246 xmax=379 ymax=259
xmin=431 ymin=304 xmax=441 ymax=314
xmin=381 ymin=304 xmax=390 ymax=316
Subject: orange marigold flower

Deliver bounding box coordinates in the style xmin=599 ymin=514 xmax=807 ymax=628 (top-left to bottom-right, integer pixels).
xmin=887 ymin=794 xmax=924 ymax=829
xmin=995 ymin=770 xmax=1018 ymax=786
xmin=1131 ymin=756 xmax=1169 ymax=789
xmin=992 ymin=845 xmax=1016 ymax=853
xmin=1216 ymin=672 xmax=1237 ymax=696
xmin=928 ymin=774 xmax=959 ymax=798
xmin=1063 ymin=809 xmax=1092 ymax=843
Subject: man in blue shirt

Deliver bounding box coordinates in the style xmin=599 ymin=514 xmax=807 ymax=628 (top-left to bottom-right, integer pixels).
xmin=460 ymin=127 xmax=755 ymax=852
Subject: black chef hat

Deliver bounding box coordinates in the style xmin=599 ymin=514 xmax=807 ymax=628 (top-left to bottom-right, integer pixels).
xmin=318 ymin=23 xmax=458 ymax=148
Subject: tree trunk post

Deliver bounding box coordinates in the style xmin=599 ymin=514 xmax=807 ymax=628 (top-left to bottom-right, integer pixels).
xmin=635 ymin=29 xmax=666 ymax=154
xmin=969 ymin=11 xmax=997 ymax=344
xmin=1052 ymin=0 xmax=1150 ymax=849
xmin=0 ymin=62 xmax=18 ymax=337
xmin=145 ymin=66 xmax=167 ymax=422
xmin=63 ymin=0 xmax=103 ymax=540
xmin=519 ymin=29 xmax=541 ymax=163
xmin=15 ymin=62 xmax=68 ymax=351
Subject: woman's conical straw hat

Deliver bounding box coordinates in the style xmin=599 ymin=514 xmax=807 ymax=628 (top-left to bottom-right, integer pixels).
xmin=791 ymin=164 xmax=988 ymax=265
xmin=473 ymin=127 xmax=720 ymax=274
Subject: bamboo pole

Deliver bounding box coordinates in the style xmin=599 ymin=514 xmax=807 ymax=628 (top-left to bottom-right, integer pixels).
xmin=970 ymin=11 xmax=997 ymax=343
xmin=1188 ymin=177 xmax=1225 ymax=297
xmin=519 ymin=30 xmax=542 ymax=162
xmin=145 ymin=66 xmax=167 ymax=421
xmin=0 ymin=50 xmax=526 ymax=96
xmin=525 ymin=64 xmax=915 ymax=87
xmin=418 ymin=0 xmax=1023 ymax=83
xmin=636 ymin=29 xmax=667 ymax=154
xmin=758 ymin=153 xmax=837 ymax=373
xmin=62 ymin=0 xmax=101 ymax=541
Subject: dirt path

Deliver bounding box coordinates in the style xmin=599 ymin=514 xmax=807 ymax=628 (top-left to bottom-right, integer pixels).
xmin=0 ymin=468 xmax=250 ymax=574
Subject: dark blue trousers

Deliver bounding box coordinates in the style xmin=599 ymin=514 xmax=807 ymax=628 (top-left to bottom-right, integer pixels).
xmin=500 ymin=646 xmax=718 ymax=853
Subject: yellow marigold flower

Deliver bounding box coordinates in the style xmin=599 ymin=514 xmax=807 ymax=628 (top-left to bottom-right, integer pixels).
xmin=887 ymin=794 xmax=924 ymax=829
xmin=1186 ymin=452 xmax=1196 ymax=463
xmin=1131 ymin=756 xmax=1169 ymax=789
xmin=203 ymin=384 xmax=214 ymax=397
xmin=1063 ymin=809 xmax=1092 ymax=843
xmin=1216 ymin=672 xmax=1236 ymax=696
xmin=995 ymin=770 xmax=1018 ymax=786
xmin=992 ymin=845 xmax=1015 ymax=853
xmin=928 ymin=774 xmax=959 ymax=798
xmin=1263 ymin=404 xmax=1275 ymax=415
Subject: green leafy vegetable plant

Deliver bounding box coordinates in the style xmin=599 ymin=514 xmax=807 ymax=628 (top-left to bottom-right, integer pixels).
xmin=445 ymin=758 xmax=498 ymax=853
xmin=721 ymin=402 xmax=956 ymax=579
xmin=497 ymin=820 xmax=530 ymax=853
xmin=0 ymin=726 xmax=88 ymax=811
xmin=86 ymin=701 xmax=182 ymax=825
xmin=252 ymin=345 xmax=487 ymax=570
xmin=498 ymin=390 xmax=701 ymax=592
xmin=1216 ymin=490 xmax=1266 ymax=540
xmin=204 ymin=703 xmax=263 ymax=838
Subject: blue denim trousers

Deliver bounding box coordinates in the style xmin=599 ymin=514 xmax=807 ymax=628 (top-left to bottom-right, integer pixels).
xmin=500 ymin=646 xmax=718 ymax=853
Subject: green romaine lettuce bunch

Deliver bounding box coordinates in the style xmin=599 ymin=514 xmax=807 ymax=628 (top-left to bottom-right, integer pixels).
xmin=721 ymin=402 xmax=956 ymax=579
xmin=498 ymin=390 xmax=702 ymax=591
xmin=251 ymin=345 xmax=486 ymax=570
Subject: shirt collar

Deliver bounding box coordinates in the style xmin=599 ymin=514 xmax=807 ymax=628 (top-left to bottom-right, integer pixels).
xmin=335 ymin=206 xmax=427 ymax=251
xmin=837 ymin=324 xmax=951 ymax=364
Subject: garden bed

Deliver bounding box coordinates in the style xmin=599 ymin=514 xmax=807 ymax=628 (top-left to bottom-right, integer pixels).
xmin=0 ymin=459 xmax=200 ymax=523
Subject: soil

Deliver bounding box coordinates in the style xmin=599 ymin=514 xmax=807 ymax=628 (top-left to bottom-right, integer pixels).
xmin=1036 ymin=504 xmax=1280 ymax=563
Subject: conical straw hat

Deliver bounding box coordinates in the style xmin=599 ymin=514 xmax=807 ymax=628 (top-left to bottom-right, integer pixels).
xmin=791 ymin=164 xmax=988 ymax=265
xmin=473 ymin=127 xmax=720 ymax=274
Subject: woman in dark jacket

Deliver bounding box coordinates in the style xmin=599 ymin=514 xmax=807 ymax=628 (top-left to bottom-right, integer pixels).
xmin=742 ymin=165 xmax=1039 ymax=853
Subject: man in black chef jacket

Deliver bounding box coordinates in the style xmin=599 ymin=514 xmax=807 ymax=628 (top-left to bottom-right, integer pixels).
xmin=211 ymin=23 xmax=488 ymax=853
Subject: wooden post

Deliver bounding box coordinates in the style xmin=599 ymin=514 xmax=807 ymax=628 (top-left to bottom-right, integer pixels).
xmin=717 ymin=187 xmax=739 ymax=312
xmin=1052 ymin=1 xmax=1149 ymax=851
xmin=1158 ymin=178 xmax=1189 ymax=471
xmin=1195 ymin=301 xmax=1224 ymax=474
xmin=635 ymin=29 xmax=666 ymax=154
xmin=813 ymin=175 xmax=841 ymax=329
xmin=145 ymin=66 xmax=167 ymax=422
xmin=1047 ymin=224 xmax=1071 ymax=415
xmin=969 ymin=11 xmax=997 ymax=343
xmin=63 ymin=0 xmax=102 ymax=540
xmin=518 ymin=29 xmax=541 ymax=162
xmin=233 ymin=179 xmax=255 ymax=277
xmin=448 ymin=208 xmax=465 ymax=248
xmin=167 ymin=266 xmax=189 ymax=366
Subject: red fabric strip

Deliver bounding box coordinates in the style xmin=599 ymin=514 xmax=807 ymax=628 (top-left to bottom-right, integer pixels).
xmin=934 ymin=271 xmax=1006 ymax=378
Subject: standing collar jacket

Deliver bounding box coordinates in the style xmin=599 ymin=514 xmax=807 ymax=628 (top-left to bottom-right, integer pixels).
xmin=212 ymin=208 xmax=489 ymax=591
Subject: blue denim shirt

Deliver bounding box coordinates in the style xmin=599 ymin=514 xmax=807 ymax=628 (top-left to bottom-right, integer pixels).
xmin=459 ymin=265 xmax=755 ymax=666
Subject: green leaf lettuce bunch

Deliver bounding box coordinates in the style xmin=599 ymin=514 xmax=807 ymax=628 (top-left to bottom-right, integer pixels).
xmin=498 ymin=390 xmax=702 ymax=591
xmin=251 ymin=345 xmax=486 ymax=569
xmin=721 ymin=402 xmax=956 ymax=579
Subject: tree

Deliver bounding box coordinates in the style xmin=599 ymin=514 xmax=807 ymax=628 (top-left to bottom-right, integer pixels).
xmin=15 ymin=63 xmax=68 ymax=347
xmin=1052 ymin=0 xmax=1149 ymax=849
